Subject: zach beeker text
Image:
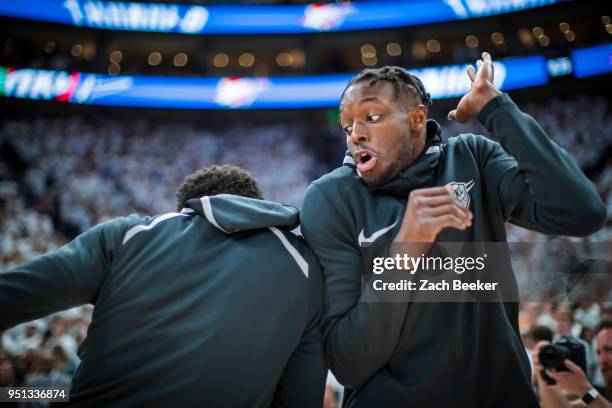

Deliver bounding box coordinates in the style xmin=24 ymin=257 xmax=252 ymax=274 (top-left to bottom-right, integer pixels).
xmin=369 ymin=252 xmax=500 ymax=293
xmin=372 ymin=279 xmax=499 ymax=292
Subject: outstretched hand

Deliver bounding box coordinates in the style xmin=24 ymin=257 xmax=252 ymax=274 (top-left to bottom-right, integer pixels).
xmin=447 ymin=52 xmax=502 ymax=123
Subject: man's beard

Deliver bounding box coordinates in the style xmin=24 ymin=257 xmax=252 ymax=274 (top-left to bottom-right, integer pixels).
xmin=363 ymin=131 xmax=414 ymax=187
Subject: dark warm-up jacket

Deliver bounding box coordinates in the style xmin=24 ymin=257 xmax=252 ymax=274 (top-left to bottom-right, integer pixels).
xmin=300 ymin=94 xmax=606 ymax=408
xmin=0 ymin=194 xmax=326 ymax=407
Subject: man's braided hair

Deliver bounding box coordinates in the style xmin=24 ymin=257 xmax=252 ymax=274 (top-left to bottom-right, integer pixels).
xmin=341 ymin=66 xmax=433 ymax=111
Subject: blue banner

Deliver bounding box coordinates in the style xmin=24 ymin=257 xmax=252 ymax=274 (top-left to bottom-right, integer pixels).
xmin=571 ymin=44 xmax=612 ymax=79
xmin=0 ymin=55 xmax=551 ymax=109
xmin=0 ymin=0 xmax=565 ymax=34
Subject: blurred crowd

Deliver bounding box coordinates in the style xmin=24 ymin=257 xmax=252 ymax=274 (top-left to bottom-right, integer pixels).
xmin=1 ymin=306 xmax=90 ymax=391
xmin=0 ymin=116 xmax=314 ymax=270
xmin=520 ymin=304 xmax=612 ymax=407
xmin=1 ymin=93 xmax=611 ymax=407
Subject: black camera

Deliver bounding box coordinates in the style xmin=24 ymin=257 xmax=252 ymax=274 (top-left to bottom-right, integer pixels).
xmin=538 ymin=335 xmax=587 ymax=373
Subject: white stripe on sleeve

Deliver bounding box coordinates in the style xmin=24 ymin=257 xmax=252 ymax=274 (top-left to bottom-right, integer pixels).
xmin=268 ymin=226 xmax=309 ymax=278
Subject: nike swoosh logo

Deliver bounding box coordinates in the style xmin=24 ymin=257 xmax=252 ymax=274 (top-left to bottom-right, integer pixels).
xmin=358 ymin=219 xmax=399 ymax=246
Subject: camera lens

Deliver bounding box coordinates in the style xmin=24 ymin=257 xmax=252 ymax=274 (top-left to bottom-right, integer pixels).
xmin=538 ymin=345 xmax=569 ymax=370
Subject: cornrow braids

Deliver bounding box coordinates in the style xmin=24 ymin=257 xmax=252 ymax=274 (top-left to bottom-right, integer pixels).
xmin=341 ymin=66 xmax=433 ymax=110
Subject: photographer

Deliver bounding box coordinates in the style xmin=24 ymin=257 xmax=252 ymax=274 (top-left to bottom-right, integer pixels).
xmin=533 ymin=321 xmax=612 ymax=407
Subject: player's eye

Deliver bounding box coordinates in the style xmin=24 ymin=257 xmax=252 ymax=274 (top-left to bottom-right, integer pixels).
xmin=367 ymin=114 xmax=381 ymax=122
xmin=343 ymin=125 xmax=353 ymax=135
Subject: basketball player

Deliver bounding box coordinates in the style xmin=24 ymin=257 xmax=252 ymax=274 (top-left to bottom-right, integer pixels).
xmin=1 ymin=165 xmax=326 ymax=407
xmin=300 ymin=52 xmax=606 ymax=407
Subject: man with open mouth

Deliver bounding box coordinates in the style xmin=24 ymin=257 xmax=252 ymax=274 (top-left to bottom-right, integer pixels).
xmin=300 ymin=52 xmax=606 ymax=407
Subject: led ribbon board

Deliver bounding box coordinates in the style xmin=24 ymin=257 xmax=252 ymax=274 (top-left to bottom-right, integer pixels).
xmin=0 ymin=0 xmax=565 ymax=34
xmin=0 ymin=55 xmax=552 ymax=109
xmin=571 ymin=44 xmax=612 ymax=79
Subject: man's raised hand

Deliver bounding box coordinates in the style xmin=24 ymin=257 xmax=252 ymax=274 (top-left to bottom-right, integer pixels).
xmin=447 ymin=52 xmax=502 ymax=123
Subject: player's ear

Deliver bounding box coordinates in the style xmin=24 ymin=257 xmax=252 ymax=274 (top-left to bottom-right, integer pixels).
xmin=408 ymin=105 xmax=426 ymax=131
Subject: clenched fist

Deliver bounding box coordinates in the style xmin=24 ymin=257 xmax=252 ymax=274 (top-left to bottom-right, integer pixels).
xmin=394 ymin=185 xmax=473 ymax=243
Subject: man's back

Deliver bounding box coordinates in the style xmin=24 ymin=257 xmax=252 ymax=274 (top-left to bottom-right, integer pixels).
xmin=1 ymin=195 xmax=326 ymax=407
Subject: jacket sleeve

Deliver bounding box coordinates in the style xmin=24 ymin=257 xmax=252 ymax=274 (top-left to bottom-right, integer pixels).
xmin=272 ymin=250 xmax=327 ymax=408
xmin=272 ymin=325 xmax=327 ymax=408
xmin=300 ymin=183 xmax=408 ymax=390
xmin=475 ymin=93 xmax=606 ymax=237
xmin=0 ymin=218 xmax=125 ymax=330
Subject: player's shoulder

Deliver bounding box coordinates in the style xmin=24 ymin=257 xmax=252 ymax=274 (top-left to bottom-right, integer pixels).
xmin=445 ymin=133 xmax=500 ymax=156
xmin=269 ymin=227 xmax=323 ymax=283
xmin=306 ymin=165 xmax=359 ymax=201
xmin=73 ymin=214 xmax=152 ymax=251
xmin=273 ymin=227 xmax=314 ymax=259
xmin=98 ymin=213 xmax=151 ymax=232
xmin=446 ymin=132 xmax=490 ymax=146
xmin=312 ymin=165 xmax=355 ymax=188
xmin=91 ymin=213 xmax=158 ymax=243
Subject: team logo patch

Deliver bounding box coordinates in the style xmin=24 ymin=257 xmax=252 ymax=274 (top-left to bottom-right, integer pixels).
xmin=446 ymin=180 xmax=475 ymax=209
xmin=214 ymin=77 xmax=270 ymax=108
xmin=302 ymin=3 xmax=355 ymax=31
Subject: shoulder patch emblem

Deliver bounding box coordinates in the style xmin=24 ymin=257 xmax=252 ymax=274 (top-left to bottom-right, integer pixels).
xmin=446 ymin=180 xmax=475 ymax=209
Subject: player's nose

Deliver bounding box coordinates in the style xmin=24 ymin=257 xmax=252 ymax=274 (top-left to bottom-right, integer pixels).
xmin=350 ymin=121 xmax=370 ymax=145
